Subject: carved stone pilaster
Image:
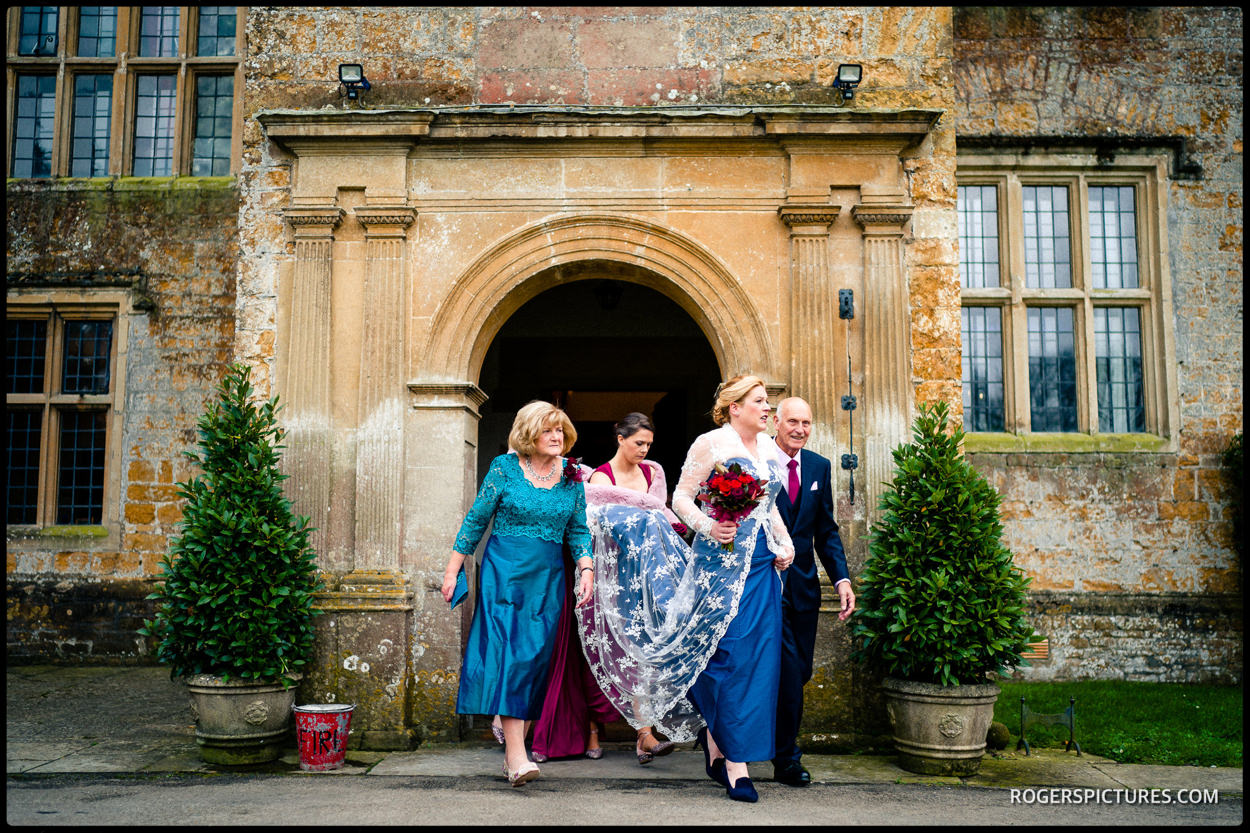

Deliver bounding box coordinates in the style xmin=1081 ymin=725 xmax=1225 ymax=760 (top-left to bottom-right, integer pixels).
xmin=853 ymin=200 xmax=913 ymax=520
xmin=354 ymin=207 xmax=415 ymax=571
xmin=779 ymin=203 xmax=841 ymax=456
xmin=281 ymin=207 xmax=343 ymax=560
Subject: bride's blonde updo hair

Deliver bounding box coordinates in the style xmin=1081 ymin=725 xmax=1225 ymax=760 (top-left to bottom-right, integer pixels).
xmin=711 ymin=374 xmax=769 ymax=426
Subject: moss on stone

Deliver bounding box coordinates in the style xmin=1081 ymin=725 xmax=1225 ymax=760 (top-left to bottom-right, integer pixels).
xmin=37 ymin=525 xmax=109 ymax=539
xmin=964 ymin=432 xmax=1170 ymax=454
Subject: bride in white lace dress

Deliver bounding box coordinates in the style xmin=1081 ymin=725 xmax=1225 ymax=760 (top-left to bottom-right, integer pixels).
xmin=577 ymin=375 xmax=794 ymax=802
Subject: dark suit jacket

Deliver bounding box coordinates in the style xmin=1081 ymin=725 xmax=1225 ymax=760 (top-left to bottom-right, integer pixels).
xmin=775 ymin=446 xmax=848 ymax=614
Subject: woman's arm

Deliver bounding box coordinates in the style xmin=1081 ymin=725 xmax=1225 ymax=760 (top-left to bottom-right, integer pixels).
xmin=671 ymin=434 xmax=714 ymax=536
xmin=565 ymin=484 xmax=595 ymax=606
xmin=450 ymin=455 xmax=507 ymax=556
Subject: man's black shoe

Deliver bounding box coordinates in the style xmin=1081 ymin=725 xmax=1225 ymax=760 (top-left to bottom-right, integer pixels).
xmin=773 ymin=762 xmax=811 ymax=787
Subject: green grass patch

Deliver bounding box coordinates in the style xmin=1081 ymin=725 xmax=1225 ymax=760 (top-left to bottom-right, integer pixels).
xmin=993 ymin=680 xmax=1242 ymax=768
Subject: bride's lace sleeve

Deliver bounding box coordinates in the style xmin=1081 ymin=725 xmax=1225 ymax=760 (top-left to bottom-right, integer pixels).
xmin=770 ymin=503 xmax=795 ymax=561
xmin=672 ymin=433 xmax=716 ymax=537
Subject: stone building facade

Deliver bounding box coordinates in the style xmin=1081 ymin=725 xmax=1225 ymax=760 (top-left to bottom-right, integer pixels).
xmin=6 ymin=7 xmax=1241 ymax=749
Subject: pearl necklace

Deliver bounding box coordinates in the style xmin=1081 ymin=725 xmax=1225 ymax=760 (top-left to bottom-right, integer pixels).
xmin=523 ymin=455 xmax=558 ymax=483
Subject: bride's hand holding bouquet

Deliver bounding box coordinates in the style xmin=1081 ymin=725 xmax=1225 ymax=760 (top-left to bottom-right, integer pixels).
xmin=697 ymin=461 xmax=768 ymax=551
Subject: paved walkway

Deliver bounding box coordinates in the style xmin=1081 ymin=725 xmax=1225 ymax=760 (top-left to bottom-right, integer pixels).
xmin=6 ymin=664 xmax=1243 ymax=799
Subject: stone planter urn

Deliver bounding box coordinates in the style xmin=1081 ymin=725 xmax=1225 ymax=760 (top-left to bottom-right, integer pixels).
xmin=881 ymin=677 xmax=1000 ymax=776
xmin=186 ymin=674 xmax=301 ymax=765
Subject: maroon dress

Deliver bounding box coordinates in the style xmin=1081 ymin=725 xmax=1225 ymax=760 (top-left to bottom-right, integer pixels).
xmin=529 ymin=463 xmax=652 ymax=758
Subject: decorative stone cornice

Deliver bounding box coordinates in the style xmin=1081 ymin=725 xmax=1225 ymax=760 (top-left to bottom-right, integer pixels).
xmin=283 ymin=206 xmax=344 ymax=229
xmin=355 ymin=207 xmax=416 ymax=229
xmin=407 ymin=382 xmax=489 ymax=416
xmin=778 ymin=204 xmax=842 ymax=229
xmin=851 ymin=204 xmax=913 ymax=230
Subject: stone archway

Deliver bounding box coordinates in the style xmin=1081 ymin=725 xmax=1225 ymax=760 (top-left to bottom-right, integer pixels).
xmin=417 ymin=213 xmax=780 ymax=386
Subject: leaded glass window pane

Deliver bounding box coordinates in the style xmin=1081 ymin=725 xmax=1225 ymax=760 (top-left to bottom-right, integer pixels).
xmin=61 ymin=321 xmax=114 ymax=395
xmin=7 ymin=409 xmax=44 ymax=524
xmin=19 ymin=6 xmax=59 ymax=56
xmin=1027 ymin=307 xmax=1078 ymax=431
xmin=1089 ymin=186 xmax=1140 ymax=289
xmin=77 ymin=7 xmax=117 ymax=57
xmin=961 ymin=307 xmax=1005 ymax=431
xmin=1095 ymin=307 xmax=1146 ymax=432
xmin=7 ymin=319 xmax=48 ymax=394
xmin=57 ymin=410 xmax=107 ymax=525
xmin=959 ymin=185 xmax=1000 ymax=289
xmin=192 ymin=75 xmax=234 ymax=176
xmin=197 ymin=7 xmax=237 ymax=56
xmin=11 ymin=75 xmax=57 ymax=178
xmin=1023 ymin=185 xmax=1072 ymax=289
xmin=132 ymin=75 xmax=177 ymax=176
xmin=71 ymin=74 xmax=113 ymax=177
xmin=139 ymin=7 xmax=180 ymax=57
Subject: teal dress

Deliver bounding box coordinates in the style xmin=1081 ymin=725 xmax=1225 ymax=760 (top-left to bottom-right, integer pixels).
xmin=453 ymin=454 xmax=592 ymax=720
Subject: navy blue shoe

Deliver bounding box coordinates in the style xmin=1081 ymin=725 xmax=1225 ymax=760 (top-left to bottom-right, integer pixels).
xmin=695 ymin=727 xmax=729 ymax=786
xmin=726 ymin=774 xmax=759 ymax=803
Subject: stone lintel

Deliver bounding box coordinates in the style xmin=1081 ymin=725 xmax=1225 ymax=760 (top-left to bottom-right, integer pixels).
xmin=258 ymin=106 xmax=942 ymax=145
xmin=260 ymin=111 xmax=434 ymax=142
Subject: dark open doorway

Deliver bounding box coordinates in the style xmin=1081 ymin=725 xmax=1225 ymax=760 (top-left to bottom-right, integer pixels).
xmin=477 ymin=274 xmax=722 ymax=492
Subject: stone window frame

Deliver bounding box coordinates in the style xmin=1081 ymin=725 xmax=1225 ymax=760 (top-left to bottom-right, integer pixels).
xmin=4 ymin=6 xmax=246 ymax=178
xmin=957 ymin=149 xmax=1179 ymax=454
xmin=6 ymin=287 xmax=132 ymax=540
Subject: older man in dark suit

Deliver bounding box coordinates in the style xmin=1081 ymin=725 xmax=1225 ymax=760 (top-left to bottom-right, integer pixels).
xmin=771 ymin=396 xmax=855 ymax=787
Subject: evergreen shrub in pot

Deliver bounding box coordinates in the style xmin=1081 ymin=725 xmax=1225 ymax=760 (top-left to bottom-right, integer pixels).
xmin=140 ymin=363 xmax=323 ymax=765
xmin=851 ymin=402 xmax=1035 ymax=775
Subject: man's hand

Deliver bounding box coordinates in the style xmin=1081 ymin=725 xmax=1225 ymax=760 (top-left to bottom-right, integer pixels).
xmin=837 ymin=581 xmax=856 ymax=621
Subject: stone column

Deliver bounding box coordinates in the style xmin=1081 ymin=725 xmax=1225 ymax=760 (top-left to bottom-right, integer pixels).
xmin=779 ymin=202 xmax=841 ymax=457
xmin=281 ymin=207 xmax=343 ymax=560
xmin=353 ymin=207 xmax=415 ymax=571
xmin=853 ymin=196 xmax=914 ymax=520
xmin=405 ymin=382 xmax=490 ymax=741
xmin=299 ymin=205 xmax=418 ymax=751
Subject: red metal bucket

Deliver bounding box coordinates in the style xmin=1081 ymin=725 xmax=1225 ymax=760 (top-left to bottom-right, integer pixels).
xmin=293 ymin=703 xmax=354 ymax=771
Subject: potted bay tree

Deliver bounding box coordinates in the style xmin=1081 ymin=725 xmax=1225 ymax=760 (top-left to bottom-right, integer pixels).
xmin=140 ymin=363 xmax=323 ymax=765
xmin=851 ymin=401 xmax=1035 ymax=775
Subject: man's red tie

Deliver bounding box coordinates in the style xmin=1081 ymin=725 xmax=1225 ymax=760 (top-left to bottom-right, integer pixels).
xmin=788 ymin=458 xmax=799 ymax=500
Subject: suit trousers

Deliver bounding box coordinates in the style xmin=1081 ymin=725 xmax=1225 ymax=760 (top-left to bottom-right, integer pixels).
xmin=774 ymin=598 xmax=819 ymax=765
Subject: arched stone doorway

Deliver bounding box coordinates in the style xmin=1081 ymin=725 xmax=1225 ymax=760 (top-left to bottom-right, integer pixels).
xmin=477 ymin=267 xmax=721 ymax=488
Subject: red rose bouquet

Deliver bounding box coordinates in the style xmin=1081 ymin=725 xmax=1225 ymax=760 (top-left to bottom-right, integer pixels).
xmin=697 ymin=461 xmax=768 ymax=551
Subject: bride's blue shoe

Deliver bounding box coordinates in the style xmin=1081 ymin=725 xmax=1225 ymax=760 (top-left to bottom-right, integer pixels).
xmin=695 ymin=727 xmax=729 ymax=786
xmin=726 ymin=774 xmax=758 ymax=803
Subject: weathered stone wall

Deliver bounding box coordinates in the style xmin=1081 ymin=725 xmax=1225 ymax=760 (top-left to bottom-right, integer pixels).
xmin=237 ymin=6 xmax=957 ymax=394
xmin=6 ymin=179 xmax=239 ymax=661
xmin=954 ymin=7 xmax=1243 ymax=681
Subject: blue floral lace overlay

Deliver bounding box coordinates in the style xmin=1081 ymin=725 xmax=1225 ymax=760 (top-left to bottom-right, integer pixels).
xmin=453 ymin=454 xmax=592 ymax=561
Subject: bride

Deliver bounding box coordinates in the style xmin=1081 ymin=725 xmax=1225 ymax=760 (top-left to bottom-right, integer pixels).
xmin=577 ymin=374 xmax=794 ymax=803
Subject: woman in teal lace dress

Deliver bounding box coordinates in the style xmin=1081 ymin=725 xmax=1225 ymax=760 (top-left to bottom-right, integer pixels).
xmin=441 ymin=400 xmax=593 ymax=787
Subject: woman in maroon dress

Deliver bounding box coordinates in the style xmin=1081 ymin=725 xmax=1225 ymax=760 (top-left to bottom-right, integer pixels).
xmin=529 ymin=413 xmax=683 ymax=764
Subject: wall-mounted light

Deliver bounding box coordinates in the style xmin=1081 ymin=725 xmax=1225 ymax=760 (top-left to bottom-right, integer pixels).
xmin=338 ymin=63 xmax=371 ymax=101
xmin=833 ymin=63 xmax=862 ymax=101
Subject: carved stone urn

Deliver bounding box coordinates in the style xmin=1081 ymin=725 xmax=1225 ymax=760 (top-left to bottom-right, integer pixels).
xmin=185 ymin=674 xmax=301 ymax=765
xmin=881 ymin=677 xmax=1001 ymax=776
